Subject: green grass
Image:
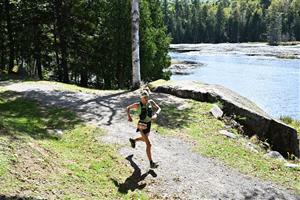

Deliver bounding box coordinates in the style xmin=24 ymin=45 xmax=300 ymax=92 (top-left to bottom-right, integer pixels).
xmin=26 ymin=80 xmax=126 ymax=94
xmin=0 ymin=76 xmax=126 ymax=94
xmin=0 ymin=137 xmax=9 ymax=177
xmin=0 ymin=92 xmax=149 ymax=199
xmin=153 ymin=100 xmax=300 ymax=194
xmin=281 ymin=116 xmax=300 ymax=135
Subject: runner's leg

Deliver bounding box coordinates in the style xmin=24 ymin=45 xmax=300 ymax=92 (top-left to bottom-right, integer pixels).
xmin=140 ymin=132 xmax=152 ymax=161
xmin=134 ymin=137 xmax=145 ymax=142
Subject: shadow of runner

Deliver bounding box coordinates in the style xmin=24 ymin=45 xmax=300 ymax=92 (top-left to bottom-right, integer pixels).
xmin=111 ymin=155 xmax=157 ymax=194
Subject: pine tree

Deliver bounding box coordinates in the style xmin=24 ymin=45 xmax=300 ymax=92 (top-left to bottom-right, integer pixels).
xmin=267 ymin=0 xmax=283 ymax=45
xmin=291 ymin=0 xmax=300 ymax=40
xmin=215 ymin=1 xmax=227 ymax=43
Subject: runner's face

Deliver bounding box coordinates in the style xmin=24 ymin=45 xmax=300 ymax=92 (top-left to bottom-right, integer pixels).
xmin=141 ymin=96 xmax=148 ymax=104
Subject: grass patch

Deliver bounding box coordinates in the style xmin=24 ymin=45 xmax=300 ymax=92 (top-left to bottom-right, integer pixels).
xmin=153 ymin=100 xmax=300 ymax=194
xmin=39 ymin=125 xmax=148 ymax=199
xmin=26 ymin=80 xmax=126 ymax=94
xmin=0 ymin=92 xmax=149 ymax=199
xmin=0 ymin=141 xmax=9 ymax=177
xmin=280 ymin=116 xmax=300 ymax=137
xmin=0 ymin=92 xmax=80 ymax=140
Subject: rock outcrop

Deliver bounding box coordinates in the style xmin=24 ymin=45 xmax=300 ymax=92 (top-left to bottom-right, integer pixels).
xmin=167 ymin=61 xmax=203 ymax=75
xmin=148 ymin=80 xmax=300 ymax=158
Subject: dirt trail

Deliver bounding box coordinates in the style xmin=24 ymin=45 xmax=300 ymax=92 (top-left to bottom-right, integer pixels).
xmin=3 ymin=82 xmax=300 ymax=200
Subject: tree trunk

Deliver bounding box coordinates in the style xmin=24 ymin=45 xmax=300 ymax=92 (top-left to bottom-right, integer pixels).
xmin=36 ymin=52 xmax=42 ymax=80
xmin=55 ymin=0 xmax=69 ymax=83
xmin=131 ymin=0 xmax=141 ymax=89
xmin=117 ymin=63 xmax=124 ymax=88
xmin=0 ymin=51 xmax=4 ymax=72
xmin=80 ymin=67 xmax=88 ymax=87
xmin=34 ymin=17 xmax=43 ymax=80
xmin=5 ymin=0 xmax=14 ymax=73
xmin=0 ymin=29 xmax=4 ymax=71
xmin=0 ymin=41 xmax=4 ymax=71
xmin=53 ymin=24 xmax=62 ymax=81
xmin=60 ymin=40 xmax=69 ymax=83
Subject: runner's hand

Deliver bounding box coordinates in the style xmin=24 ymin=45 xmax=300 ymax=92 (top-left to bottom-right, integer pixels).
xmin=128 ymin=116 xmax=133 ymax=122
xmin=151 ymin=113 xmax=158 ymax=121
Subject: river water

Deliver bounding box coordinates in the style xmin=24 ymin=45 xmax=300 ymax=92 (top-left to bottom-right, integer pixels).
xmin=170 ymin=51 xmax=300 ymax=119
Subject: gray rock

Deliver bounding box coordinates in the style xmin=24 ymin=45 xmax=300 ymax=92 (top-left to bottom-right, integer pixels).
xmin=264 ymin=151 xmax=285 ymax=161
xmin=54 ymin=129 xmax=64 ymax=137
xmin=210 ymin=104 xmax=223 ymax=119
xmin=167 ymin=64 xmax=195 ymax=75
xmin=177 ymin=104 xmax=191 ymax=111
xmin=244 ymin=142 xmax=259 ymax=153
xmin=284 ymin=163 xmax=299 ymax=169
xmin=149 ymin=80 xmax=300 ymax=158
xmin=167 ymin=62 xmax=204 ymax=75
xmin=219 ymin=130 xmax=237 ymax=139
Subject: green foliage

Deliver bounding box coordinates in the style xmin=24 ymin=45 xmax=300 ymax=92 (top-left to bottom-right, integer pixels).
xmin=162 ymin=0 xmax=299 ymax=43
xmin=267 ymin=0 xmax=284 ymax=45
xmin=0 ymin=0 xmax=171 ymax=89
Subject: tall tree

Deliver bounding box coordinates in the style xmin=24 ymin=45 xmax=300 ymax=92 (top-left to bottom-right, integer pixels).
xmin=131 ymin=0 xmax=141 ymax=89
xmin=267 ymin=0 xmax=283 ymax=45
xmin=0 ymin=0 xmax=170 ymax=88
xmin=0 ymin=1 xmax=6 ymax=71
xmin=291 ymin=0 xmax=300 ymax=40
xmin=161 ymin=0 xmax=299 ymax=44
xmin=215 ymin=1 xmax=227 ymax=43
xmin=54 ymin=0 xmax=70 ymax=83
xmin=5 ymin=0 xmax=14 ymax=73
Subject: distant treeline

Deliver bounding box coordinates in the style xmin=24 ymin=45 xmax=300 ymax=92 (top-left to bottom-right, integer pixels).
xmin=0 ymin=0 xmax=170 ymax=88
xmin=162 ymin=0 xmax=300 ymax=44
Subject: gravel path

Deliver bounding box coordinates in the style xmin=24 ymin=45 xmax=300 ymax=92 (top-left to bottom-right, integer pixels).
xmin=3 ymin=82 xmax=300 ymax=200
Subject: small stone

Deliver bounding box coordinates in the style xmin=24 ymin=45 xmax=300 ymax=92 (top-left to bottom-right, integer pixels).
xmin=244 ymin=142 xmax=259 ymax=153
xmin=219 ymin=130 xmax=236 ymax=139
xmin=284 ymin=163 xmax=299 ymax=169
xmin=177 ymin=104 xmax=191 ymax=111
xmin=210 ymin=105 xmax=223 ymax=119
xmin=264 ymin=151 xmax=285 ymax=161
xmin=54 ymin=129 xmax=64 ymax=137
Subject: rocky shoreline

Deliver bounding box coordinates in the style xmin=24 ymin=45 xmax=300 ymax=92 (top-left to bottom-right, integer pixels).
xmin=170 ymin=43 xmax=300 ymax=59
xmin=148 ymin=79 xmax=300 ymax=158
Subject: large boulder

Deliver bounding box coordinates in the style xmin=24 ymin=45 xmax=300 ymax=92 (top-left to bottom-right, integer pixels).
xmin=264 ymin=151 xmax=285 ymax=161
xmin=148 ymin=80 xmax=300 ymax=158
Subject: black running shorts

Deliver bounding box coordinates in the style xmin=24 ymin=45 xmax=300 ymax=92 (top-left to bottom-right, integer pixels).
xmin=136 ymin=120 xmax=152 ymax=134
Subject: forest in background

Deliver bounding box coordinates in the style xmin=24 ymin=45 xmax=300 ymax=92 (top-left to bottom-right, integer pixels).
xmin=1 ymin=0 xmax=300 ymax=88
xmin=0 ymin=0 xmax=171 ymax=88
xmin=163 ymin=0 xmax=300 ymax=44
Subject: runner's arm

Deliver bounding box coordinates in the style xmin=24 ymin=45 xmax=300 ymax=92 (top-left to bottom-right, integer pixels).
xmin=150 ymin=100 xmax=161 ymax=120
xmin=126 ymin=103 xmax=139 ymax=122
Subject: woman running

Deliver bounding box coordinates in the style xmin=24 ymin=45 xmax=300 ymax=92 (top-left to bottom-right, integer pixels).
xmin=126 ymin=89 xmax=161 ymax=169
